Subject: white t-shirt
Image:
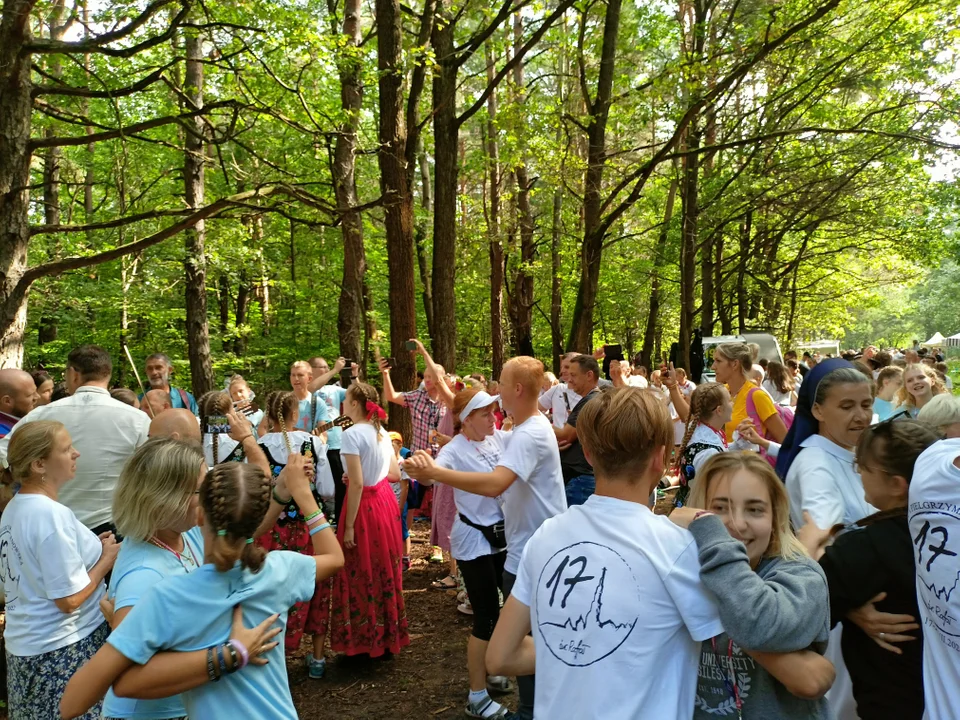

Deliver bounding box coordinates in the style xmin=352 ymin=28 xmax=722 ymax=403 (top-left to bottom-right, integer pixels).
xmin=786 ymin=434 xmax=876 ymax=528
xmin=511 ymin=494 xmax=723 ymax=719
xmin=0 ymin=493 xmax=106 ymax=656
xmin=436 ymin=433 xmax=506 ymax=562
xmin=0 ymin=386 xmax=150 ymax=528
xmin=340 ymin=424 xmax=392 ymax=487
xmin=496 ymin=414 xmax=567 ymax=574
xmin=258 ymin=431 xmax=334 ymax=498
xmin=908 ymin=438 xmax=960 ymax=720
xmin=761 ymin=379 xmax=794 ymax=406
xmin=538 ymin=384 xmax=582 ymax=429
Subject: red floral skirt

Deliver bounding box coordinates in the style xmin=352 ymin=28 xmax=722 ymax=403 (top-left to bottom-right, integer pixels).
xmin=327 ymin=479 xmax=410 ymax=657
xmin=256 ymin=515 xmax=331 ymax=653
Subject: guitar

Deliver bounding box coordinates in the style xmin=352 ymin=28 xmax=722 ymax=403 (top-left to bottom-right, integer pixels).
xmin=312 ymin=415 xmax=354 ymax=436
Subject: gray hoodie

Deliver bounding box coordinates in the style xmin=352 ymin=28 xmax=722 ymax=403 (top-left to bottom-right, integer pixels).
xmin=689 ymin=514 xmax=833 ymax=719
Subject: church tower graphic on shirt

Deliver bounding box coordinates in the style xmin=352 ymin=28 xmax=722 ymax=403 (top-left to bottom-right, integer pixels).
xmin=536 ymin=541 xmax=639 ymax=667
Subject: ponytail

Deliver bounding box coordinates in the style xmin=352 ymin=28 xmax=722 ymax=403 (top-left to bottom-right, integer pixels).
xmin=265 ymin=390 xmax=297 ymax=454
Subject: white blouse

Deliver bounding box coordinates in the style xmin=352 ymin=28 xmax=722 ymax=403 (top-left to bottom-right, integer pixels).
xmin=786 ymin=434 xmax=876 ymax=528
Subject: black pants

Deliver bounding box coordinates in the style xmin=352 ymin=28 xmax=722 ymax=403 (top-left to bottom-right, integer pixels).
xmin=457 ymin=551 xmax=506 ymax=641
xmin=502 ymin=569 xmax=535 ymax=720
xmin=329 ymin=448 xmax=346 ymax=524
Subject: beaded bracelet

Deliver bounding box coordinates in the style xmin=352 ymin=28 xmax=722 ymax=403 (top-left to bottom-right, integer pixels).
xmin=216 ymin=643 xmax=227 ymax=677
xmin=304 ymin=509 xmax=323 ymax=523
xmin=272 ymin=487 xmax=292 ymax=505
xmin=230 ymin=639 xmax=250 ymax=669
xmin=309 ymin=522 xmax=331 ymax=536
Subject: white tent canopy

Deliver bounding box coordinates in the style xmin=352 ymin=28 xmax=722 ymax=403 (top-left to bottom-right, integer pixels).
xmin=922 ymin=332 xmax=945 ymax=347
xmin=946 ymin=332 xmax=960 ymax=348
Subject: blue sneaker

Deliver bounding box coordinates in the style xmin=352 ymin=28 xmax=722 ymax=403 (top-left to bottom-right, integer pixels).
xmin=306 ymin=653 xmax=326 ymax=679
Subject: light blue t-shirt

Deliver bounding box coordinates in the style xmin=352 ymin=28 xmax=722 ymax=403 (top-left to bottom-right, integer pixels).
xmin=873 ymin=397 xmax=896 ymax=422
xmin=294 ymin=391 xmax=331 ymax=434
xmin=108 ymin=551 xmax=317 ymax=720
xmin=103 ymin=527 xmax=205 ymax=719
xmin=317 ymin=386 xmax=348 ymax=449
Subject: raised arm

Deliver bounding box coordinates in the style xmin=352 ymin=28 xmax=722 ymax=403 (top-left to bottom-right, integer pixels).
xmin=404 ymin=450 xmax=516 ymax=497
xmin=379 ymin=358 xmax=406 ymax=406
xmin=283 ymin=453 xmax=344 ymax=580
xmin=413 ymin=338 xmax=455 ymax=408
xmin=308 ymin=357 xmax=346 ymax=392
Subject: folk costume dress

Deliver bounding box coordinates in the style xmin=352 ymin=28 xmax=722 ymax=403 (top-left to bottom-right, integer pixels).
xmin=676 ymin=423 xmax=727 ymax=508
xmin=327 ymin=423 xmax=410 ymax=657
xmin=257 ymin=430 xmax=335 ymax=653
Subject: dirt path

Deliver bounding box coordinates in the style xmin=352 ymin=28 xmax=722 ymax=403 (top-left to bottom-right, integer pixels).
xmin=290 ymin=518 xmax=517 ymax=718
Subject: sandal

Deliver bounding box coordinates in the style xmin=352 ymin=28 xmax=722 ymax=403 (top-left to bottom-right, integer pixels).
xmin=465 ymin=699 xmax=510 ymax=719
xmin=431 ymin=574 xmax=458 ymax=590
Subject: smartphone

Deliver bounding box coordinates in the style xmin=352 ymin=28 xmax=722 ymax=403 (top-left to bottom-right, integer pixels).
xmin=384 ymin=357 xmax=396 ymax=370
xmin=340 ymin=361 xmax=354 ymax=387
xmin=602 ymin=343 xmax=624 ymax=379
xmin=205 ymin=415 xmax=230 ymax=434
xmin=405 ymin=340 xmax=418 ymax=351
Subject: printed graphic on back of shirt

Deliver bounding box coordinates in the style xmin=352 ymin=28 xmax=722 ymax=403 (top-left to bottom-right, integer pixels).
xmin=0 ymin=526 xmax=23 ymax=609
xmin=535 ymin=541 xmax=639 ymax=666
xmin=910 ymin=500 xmax=960 ymax=648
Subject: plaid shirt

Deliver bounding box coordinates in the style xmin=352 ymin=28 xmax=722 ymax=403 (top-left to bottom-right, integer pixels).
xmin=403 ymin=387 xmax=446 ymax=455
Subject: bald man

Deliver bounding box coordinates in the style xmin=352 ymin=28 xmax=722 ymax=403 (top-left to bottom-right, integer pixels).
xmin=149 ymin=408 xmax=201 ymax=443
xmin=0 ymin=369 xmax=38 ymax=437
xmin=142 ymin=388 xmax=173 ymax=419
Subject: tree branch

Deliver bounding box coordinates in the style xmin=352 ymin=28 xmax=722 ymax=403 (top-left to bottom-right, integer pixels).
xmin=30 ymin=209 xmax=193 ymax=236
xmin=32 ymin=66 xmax=169 ymax=98
xmin=25 ymin=0 xmax=189 ymax=57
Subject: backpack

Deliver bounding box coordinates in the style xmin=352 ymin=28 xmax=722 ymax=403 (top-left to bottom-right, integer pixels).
xmin=745 ymin=386 xmax=795 ymax=467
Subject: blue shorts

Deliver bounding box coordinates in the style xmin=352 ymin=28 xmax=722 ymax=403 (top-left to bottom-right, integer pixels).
xmin=400 ymin=500 xmax=409 ymax=540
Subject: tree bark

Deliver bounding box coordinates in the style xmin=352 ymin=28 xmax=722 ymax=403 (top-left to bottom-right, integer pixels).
xmin=332 ymin=0 xmax=366 ymax=363
xmin=234 ymin=271 xmax=250 ymax=356
xmin=414 ymin=143 xmax=434 ymax=338
xmin=430 ymin=0 xmax=459 ymax=370
xmin=376 ymin=0 xmax=416 ymax=439
xmin=485 ymin=44 xmax=504 ymax=380
xmin=566 ymin=0 xmax=622 ymax=352
xmin=678 ymin=123 xmax=700 ymax=370
xmin=509 ymin=13 xmax=535 ymax=358
xmin=640 ymin=177 xmax=678 ymax=369
xmin=183 ymin=28 xmax=214 ymax=396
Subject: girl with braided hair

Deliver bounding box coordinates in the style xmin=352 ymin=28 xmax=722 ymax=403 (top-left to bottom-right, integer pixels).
xmin=61 ymin=457 xmax=343 ymax=720
xmin=254 ymin=390 xmax=336 ymax=668
xmin=199 ymin=390 xmax=273 ymax=481
xmin=674 ymin=383 xmax=733 ymax=507
xmin=325 ymin=382 xmax=410 ymax=658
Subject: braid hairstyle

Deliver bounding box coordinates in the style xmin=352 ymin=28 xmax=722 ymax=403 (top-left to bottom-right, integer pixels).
xmin=673 ymin=382 xmax=729 ymax=474
xmin=265 ymin=390 xmax=297 ymax=454
xmin=348 ymin=382 xmax=384 ymax=433
xmin=199 ymin=463 xmax=272 ymax=573
xmin=198 ymin=390 xmax=232 ymax=464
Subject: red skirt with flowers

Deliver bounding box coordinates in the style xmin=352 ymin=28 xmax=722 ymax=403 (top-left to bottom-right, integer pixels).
xmin=256 ymin=514 xmax=331 ymax=653
xmin=327 ymin=479 xmax=410 ymax=657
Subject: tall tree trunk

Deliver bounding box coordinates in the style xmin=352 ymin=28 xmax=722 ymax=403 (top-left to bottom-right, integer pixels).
xmin=414 ymin=142 xmax=434 ymax=338
xmin=550 ymin=186 xmax=564 ymax=374
xmin=183 ymin=29 xmax=214 ymax=395
xmin=510 ymin=13 xmax=535 ymax=357
xmin=376 ymin=0 xmax=416 ymax=439
xmin=640 ymin=177 xmax=678 ymax=369
xmin=485 ymin=44 xmax=504 ymax=379
xmin=332 ymin=0 xmax=366 ymax=363
xmin=218 ymin=274 xmax=230 ymax=341
xmin=430 ymin=0 xmax=459 ymax=370
xmin=567 ymin=0 xmax=622 ymax=352
xmin=678 ymin=124 xmax=700 ymax=370
xmin=234 ymin=272 xmax=250 ymax=356
xmin=0 ymin=1 xmax=36 ymax=367
xmin=736 ymin=211 xmax=752 ymax=333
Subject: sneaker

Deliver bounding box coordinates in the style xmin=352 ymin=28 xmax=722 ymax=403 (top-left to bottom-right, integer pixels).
xmin=457 ymin=600 xmax=474 ymax=616
xmin=457 ymin=589 xmax=469 ymax=604
xmin=465 ymin=697 xmax=509 ymax=718
xmin=305 ymin=653 xmax=326 ymax=679
xmin=402 ymin=555 xmax=411 ymax=571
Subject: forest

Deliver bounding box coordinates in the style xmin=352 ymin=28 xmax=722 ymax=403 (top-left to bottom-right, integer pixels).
xmin=2 ymin=0 xmax=959 ymax=404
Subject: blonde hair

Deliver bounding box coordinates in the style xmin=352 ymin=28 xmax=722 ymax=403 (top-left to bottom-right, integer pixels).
xmin=264 ymin=390 xmax=297 ymax=453
xmin=897 ymin=363 xmax=946 ymax=409
xmin=917 ymin=394 xmax=960 ymax=431
xmin=200 ymin=463 xmax=271 ymax=573
xmin=504 ymin=356 xmax=544 ymax=397
xmin=714 ymin=342 xmax=753 ymax=379
xmin=347 ymin=382 xmax=384 ymax=433
xmin=7 ymin=421 xmax=67 ymax=483
xmin=688 ymin=452 xmax=807 ymax=562
xmin=576 ymin=387 xmax=672 ymax=481
xmin=114 ymin=438 xmax=205 ymax=541
xmin=674 ymin=383 xmax=728 ymax=474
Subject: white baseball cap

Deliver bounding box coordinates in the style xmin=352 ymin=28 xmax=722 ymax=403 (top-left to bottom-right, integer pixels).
xmin=459 ymin=391 xmax=501 ymax=423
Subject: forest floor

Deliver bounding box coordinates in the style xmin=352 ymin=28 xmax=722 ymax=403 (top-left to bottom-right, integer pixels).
xmin=289 ymin=516 xmax=514 ymax=719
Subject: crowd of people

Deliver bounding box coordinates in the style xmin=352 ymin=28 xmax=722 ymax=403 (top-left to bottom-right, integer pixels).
xmin=0 ymin=337 xmax=956 ymax=720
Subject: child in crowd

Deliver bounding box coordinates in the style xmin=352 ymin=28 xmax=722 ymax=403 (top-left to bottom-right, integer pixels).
xmin=673 ymin=383 xmax=732 ymax=507
xmin=390 ymin=431 xmax=413 ymax=570
xmin=486 ymin=387 xmax=723 ymax=718
xmin=61 ymin=458 xmax=343 ymax=720
xmin=872 ymin=366 xmax=903 ymax=421
xmin=673 ymin=453 xmax=834 ymax=718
